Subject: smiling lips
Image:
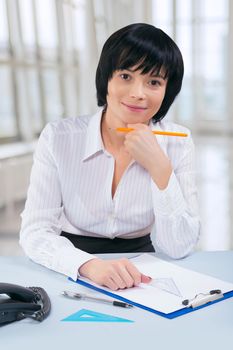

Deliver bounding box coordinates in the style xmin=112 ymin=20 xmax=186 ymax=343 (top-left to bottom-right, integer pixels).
xmin=122 ymin=102 xmax=147 ymax=112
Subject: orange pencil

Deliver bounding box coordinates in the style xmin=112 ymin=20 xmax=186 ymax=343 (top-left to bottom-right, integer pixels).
xmin=116 ymin=127 xmax=188 ymax=137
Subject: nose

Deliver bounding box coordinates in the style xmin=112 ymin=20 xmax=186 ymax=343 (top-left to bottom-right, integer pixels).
xmin=129 ymin=81 xmax=146 ymax=100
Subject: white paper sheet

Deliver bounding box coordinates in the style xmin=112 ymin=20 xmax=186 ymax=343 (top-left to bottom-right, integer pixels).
xmin=78 ymin=254 xmax=233 ymax=314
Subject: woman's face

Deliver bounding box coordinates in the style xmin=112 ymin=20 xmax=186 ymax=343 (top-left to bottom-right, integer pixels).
xmin=105 ymin=66 xmax=167 ymax=126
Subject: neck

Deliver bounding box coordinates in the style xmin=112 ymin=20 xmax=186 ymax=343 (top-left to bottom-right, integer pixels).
xmin=101 ymin=109 xmax=126 ymax=150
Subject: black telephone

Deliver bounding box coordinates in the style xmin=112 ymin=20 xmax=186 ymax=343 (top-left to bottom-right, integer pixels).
xmin=0 ymin=283 xmax=51 ymax=326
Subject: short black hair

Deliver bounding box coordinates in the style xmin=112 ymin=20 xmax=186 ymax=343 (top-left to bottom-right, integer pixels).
xmin=95 ymin=23 xmax=184 ymax=123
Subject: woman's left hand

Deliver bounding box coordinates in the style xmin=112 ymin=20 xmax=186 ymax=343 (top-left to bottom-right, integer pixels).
xmin=124 ymin=123 xmax=172 ymax=189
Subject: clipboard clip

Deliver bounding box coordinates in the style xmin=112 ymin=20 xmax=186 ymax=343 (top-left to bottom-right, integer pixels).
xmin=182 ymin=289 xmax=223 ymax=308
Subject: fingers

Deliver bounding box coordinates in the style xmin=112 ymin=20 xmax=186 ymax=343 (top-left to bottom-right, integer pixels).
xmin=115 ymin=264 xmax=135 ymax=288
xmin=107 ymin=268 xmax=129 ymax=290
xmin=83 ymin=258 xmax=150 ymax=291
xmin=102 ymin=260 xmax=134 ymax=290
xmin=141 ymin=274 xmax=152 ymax=284
xmin=124 ymin=123 xmax=156 ymax=151
xmin=123 ymin=260 xmax=142 ymax=287
xmin=112 ymin=258 xmax=144 ymax=289
xmin=127 ymin=123 xmax=149 ymax=131
xmin=124 ymin=262 xmax=152 ymax=285
xmin=103 ymin=277 xmax=119 ymax=291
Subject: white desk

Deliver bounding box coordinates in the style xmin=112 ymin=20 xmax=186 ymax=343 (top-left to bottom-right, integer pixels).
xmin=0 ymin=251 xmax=233 ymax=350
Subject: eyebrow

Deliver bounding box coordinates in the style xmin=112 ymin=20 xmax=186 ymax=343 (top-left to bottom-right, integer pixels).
xmin=122 ymin=68 xmax=166 ymax=80
xmin=150 ymin=73 xmax=166 ymax=80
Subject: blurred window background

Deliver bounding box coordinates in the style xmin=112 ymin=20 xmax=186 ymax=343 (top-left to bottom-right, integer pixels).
xmin=0 ymin=0 xmax=233 ymax=254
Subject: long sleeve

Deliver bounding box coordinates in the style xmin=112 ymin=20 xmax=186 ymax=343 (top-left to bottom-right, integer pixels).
xmin=20 ymin=111 xmax=201 ymax=278
xmin=19 ymin=124 xmax=96 ymax=280
xmin=151 ymin=133 xmax=200 ymax=258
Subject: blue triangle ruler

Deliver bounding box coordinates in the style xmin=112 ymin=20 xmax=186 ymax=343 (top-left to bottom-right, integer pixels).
xmin=61 ymin=309 xmax=134 ymax=323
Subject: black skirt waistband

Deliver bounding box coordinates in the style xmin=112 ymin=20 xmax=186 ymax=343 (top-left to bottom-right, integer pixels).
xmin=60 ymin=231 xmax=155 ymax=254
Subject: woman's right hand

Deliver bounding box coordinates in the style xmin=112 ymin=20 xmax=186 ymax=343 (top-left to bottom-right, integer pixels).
xmin=78 ymin=258 xmax=151 ymax=291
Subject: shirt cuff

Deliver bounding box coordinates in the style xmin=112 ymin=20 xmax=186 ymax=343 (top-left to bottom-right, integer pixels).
xmin=151 ymin=171 xmax=186 ymax=217
xmin=53 ymin=245 xmax=98 ymax=281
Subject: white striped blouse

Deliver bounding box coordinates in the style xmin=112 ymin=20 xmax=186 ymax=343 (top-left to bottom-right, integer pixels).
xmin=20 ymin=109 xmax=200 ymax=280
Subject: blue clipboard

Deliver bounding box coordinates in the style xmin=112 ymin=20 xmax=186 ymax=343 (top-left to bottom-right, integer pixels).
xmin=69 ymin=277 xmax=233 ymax=319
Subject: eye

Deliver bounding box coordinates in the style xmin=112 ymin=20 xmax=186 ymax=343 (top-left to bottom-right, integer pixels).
xmin=149 ymin=79 xmax=161 ymax=86
xmin=120 ymin=73 xmax=130 ymax=80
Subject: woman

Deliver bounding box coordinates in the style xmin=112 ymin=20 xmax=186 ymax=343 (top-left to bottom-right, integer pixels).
xmin=20 ymin=23 xmax=200 ymax=291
